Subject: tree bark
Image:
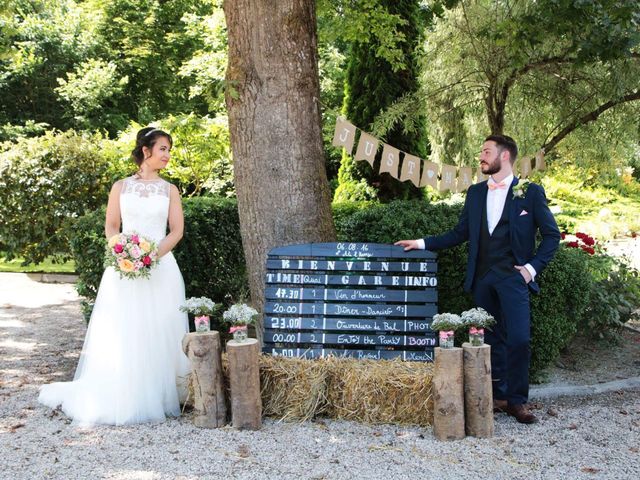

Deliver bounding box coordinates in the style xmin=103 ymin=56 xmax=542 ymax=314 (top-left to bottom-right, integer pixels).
xmin=433 ymin=347 xmax=465 ymax=441
xmin=463 ymin=343 xmax=493 ymax=438
xmin=227 ymin=338 xmax=262 ymax=430
xmin=223 ymin=0 xmax=336 ymax=341
xmin=182 ymin=332 xmax=227 ymax=428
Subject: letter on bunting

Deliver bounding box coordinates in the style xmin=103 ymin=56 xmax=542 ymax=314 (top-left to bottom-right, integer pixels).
xmin=380 ymin=144 xmax=400 ymax=179
xmin=331 ymin=117 xmax=356 ymax=154
xmin=354 ymin=132 xmax=379 ymax=167
xmin=400 ymin=154 xmax=421 ymax=187
xmin=519 ymin=156 xmax=532 ymax=179
xmin=456 ymin=167 xmax=473 ymax=192
xmin=535 ymin=150 xmax=546 ymax=171
xmin=420 ymin=161 xmax=439 ymax=189
xmin=439 ymin=164 xmax=457 ymax=192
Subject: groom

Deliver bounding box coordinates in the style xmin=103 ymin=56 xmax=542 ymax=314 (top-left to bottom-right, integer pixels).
xmin=396 ymin=135 xmax=560 ymax=424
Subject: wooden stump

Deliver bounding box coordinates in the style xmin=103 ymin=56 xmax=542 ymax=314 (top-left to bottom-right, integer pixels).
xmin=433 ymin=347 xmax=465 ymax=441
xmin=227 ymin=338 xmax=262 ymax=430
xmin=463 ymin=343 xmax=494 ymax=438
xmin=182 ymin=331 xmax=227 ymax=428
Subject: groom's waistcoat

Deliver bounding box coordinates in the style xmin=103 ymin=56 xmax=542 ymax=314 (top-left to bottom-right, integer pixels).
xmin=475 ymin=200 xmax=516 ymax=281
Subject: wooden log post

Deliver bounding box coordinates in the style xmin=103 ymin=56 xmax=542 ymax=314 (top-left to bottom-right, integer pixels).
xmin=463 ymin=343 xmax=494 ymax=438
xmin=182 ymin=331 xmax=227 ymax=428
xmin=227 ymin=338 xmax=262 ymax=430
xmin=433 ymin=347 xmax=465 ymax=441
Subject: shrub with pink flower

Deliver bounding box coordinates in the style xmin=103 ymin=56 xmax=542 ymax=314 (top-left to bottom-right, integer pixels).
xmin=561 ymin=231 xmax=597 ymax=255
xmin=105 ymin=232 xmax=159 ymax=279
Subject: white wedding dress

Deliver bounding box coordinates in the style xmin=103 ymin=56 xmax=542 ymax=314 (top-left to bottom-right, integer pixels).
xmin=39 ymin=176 xmax=191 ymax=425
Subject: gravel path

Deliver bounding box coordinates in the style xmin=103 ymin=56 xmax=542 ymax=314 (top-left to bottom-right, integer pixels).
xmin=1 ymin=273 xmax=639 ymax=480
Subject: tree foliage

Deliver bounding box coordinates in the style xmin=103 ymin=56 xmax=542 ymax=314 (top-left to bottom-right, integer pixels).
xmin=333 ymin=0 xmax=430 ymax=202
xmin=375 ymin=0 xmax=640 ymax=166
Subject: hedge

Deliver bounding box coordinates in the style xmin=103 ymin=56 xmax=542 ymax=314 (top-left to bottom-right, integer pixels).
xmin=70 ymin=198 xmax=625 ymax=379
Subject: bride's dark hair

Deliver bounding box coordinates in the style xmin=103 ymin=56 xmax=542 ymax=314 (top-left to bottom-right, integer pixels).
xmin=131 ymin=127 xmax=173 ymax=166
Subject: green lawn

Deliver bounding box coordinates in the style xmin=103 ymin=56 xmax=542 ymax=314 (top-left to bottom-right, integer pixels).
xmin=0 ymin=255 xmax=76 ymax=273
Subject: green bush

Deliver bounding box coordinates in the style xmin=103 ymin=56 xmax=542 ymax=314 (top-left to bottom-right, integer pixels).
xmin=69 ymin=196 xmax=247 ymax=323
xmin=0 ymin=130 xmax=116 ymax=263
xmin=579 ymin=251 xmax=640 ymax=340
xmin=335 ymin=199 xmax=473 ymax=315
xmin=70 ymin=198 xmax=632 ymax=379
xmin=529 ymin=246 xmax=592 ymax=379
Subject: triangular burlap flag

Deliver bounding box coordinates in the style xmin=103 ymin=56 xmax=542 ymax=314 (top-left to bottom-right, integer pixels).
xmin=400 ymin=154 xmax=421 ymax=187
xmin=439 ymin=164 xmax=457 ymax=192
xmin=354 ymin=132 xmax=379 ymax=167
xmin=331 ymin=116 xmax=356 ymax=154
xmin=476 ymin=167 xmax=488 ymax=183
xmin=379 ymin=144 xmax=400 ymax=179
xmin=420 ymin=161 xmax=439 ymax=189
xmin=535 ymin=150 xmax=546 ymax=171
xmin=520 ymin=156 xmax=532 ymax=179
xmin=456 ymin=167 xmax=473 ymax=192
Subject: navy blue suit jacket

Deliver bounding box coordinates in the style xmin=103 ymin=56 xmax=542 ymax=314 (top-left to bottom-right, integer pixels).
xmin=424 ymin=177 xmax=560 ymax=293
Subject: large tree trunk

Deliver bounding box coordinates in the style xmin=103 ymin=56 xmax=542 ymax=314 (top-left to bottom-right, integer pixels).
xmin=223 ymin=0 xmax=336 ymax=340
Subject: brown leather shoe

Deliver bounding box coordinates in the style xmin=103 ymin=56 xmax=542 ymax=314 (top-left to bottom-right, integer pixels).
xmin=493 ymin=399 xmax=508 ymax=413
xmin=505 ymin=403 xmax=538 ymax=424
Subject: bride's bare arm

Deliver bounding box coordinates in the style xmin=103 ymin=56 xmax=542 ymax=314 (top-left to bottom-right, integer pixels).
xmin=157 ymin=184 xmax=184 ymax=257
xmin=105 ymin=181 xmax=123 ymax=239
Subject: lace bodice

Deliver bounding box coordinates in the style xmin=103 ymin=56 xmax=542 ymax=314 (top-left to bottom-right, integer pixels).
xmin=120 ymin=176 xmax=170 ymax=242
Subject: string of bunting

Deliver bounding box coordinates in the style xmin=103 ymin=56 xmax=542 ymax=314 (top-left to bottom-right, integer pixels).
xmin=331 ymin=116 xmax=546 ymax=192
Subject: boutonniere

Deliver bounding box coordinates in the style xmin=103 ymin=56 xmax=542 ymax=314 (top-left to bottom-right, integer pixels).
xmin=512 ymin=179 xmax=531 ymax=199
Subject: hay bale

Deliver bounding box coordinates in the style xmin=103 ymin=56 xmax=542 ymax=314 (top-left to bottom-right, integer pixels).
xmin=259 ymin=355 xmax=331 ymax=422
xmin=257 ymin=355 xmax=434 ymax=426
xmin=325 ymin=357 xmax=434 ymax=426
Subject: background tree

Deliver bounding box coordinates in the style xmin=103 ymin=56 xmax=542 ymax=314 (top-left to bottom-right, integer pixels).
xmin=332 ymin=0 xmax=430 ymax=202
xmin=223 ymin=0 xmax=336 ymax=338
xmin=375 ymin=0 xmax=640 ymax=166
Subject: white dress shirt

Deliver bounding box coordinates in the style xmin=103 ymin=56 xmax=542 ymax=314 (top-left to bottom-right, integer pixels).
xmin=416 ymin=174 xmax=536 ymax=280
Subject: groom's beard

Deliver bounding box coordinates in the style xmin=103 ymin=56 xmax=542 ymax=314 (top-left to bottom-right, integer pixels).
xmin=480 ymin=154 xmax=501 ymax=175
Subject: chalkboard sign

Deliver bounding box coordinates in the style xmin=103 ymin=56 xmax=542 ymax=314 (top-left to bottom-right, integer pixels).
xmin=262 ymin=242 xmax=437 ymax=362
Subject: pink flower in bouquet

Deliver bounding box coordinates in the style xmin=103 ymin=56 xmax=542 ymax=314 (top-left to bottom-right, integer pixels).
xmin=129 ymin=244 xmax=142 ymax=259
xmin=142 ymin=255 xmax=152 ymax=266
xmin=114 ymin=243 xmax=124 ymax=254
xmin=130 ymin=234 xmax=139 ymax=244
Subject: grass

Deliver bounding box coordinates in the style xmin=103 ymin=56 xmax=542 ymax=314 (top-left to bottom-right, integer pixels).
xmin=539 ymin=165 xmax=640 ymax=240
xmin=0 ymin=255 xmax=76 ymax=274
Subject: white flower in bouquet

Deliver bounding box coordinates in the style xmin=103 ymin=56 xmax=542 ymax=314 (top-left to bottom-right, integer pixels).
xmin=431 ymin=312 xmax=462 ymax=332
xmin=461 ymin=307 xmax=495 ymax=329
xmin=223 ymin=303 xmax=258 ymax=326
xmin=180 ymin=296 xmax=216 ymax=316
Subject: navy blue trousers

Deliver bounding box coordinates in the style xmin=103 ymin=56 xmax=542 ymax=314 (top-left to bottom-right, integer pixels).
xmin=472 ymin=270 xmax=531 ymax=405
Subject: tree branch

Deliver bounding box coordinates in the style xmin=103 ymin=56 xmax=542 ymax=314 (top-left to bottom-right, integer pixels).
xmin=542 ymin=90 xmax=640 ymax=153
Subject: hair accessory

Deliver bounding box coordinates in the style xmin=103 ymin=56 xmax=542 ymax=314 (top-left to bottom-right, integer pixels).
xmin=144 ymin=128 xmax=161 ymax=137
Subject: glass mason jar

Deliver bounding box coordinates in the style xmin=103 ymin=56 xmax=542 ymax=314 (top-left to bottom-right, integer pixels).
xmin=439 ymin=330 xmax=455 ymax=349
xmin=232 ymin=326 xmax=248 ymax=342
xmin=469 ymin=327 xmax=484 ymax=346
xmin=194 ymin=315 xmax=210 ymax=333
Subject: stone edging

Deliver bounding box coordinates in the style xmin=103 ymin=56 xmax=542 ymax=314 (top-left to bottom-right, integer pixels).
xmin=530 ymin=376 xmax=640 ymax=400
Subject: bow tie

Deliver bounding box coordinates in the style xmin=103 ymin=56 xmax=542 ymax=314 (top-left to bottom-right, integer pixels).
xmin=488 ymin=181 xmax=507 ymax=190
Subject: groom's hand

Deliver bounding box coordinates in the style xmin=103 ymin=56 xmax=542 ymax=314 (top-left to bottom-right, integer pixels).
xmin=514 ymin=265 xmax=532 ymax=283
xmin=394 ymin=239 xmax=419 ymax=251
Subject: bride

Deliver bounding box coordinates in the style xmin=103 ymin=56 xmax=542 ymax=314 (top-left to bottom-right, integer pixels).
xmin=39 ymin=127 xmax=191 ymax=425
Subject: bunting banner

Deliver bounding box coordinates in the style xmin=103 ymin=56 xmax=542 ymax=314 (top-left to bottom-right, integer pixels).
xmin=379 ymin=144 xmax=400 ymax=179
xmin=400 ymin=154 xmax=421 ymax=187
xmin=332 ymin=117 xmax=545 ymax=193
xmin=354 ymin=132 xmax=379 ymax=167
xmin=332 ymin=117 xmax=356 ymax=154
xmin=420 ymin=161 xmax=439 ymax=189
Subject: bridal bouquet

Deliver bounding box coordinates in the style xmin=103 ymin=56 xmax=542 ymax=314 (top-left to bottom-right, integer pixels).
xmin=106 ymin=232 xmax=159 ymax=279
